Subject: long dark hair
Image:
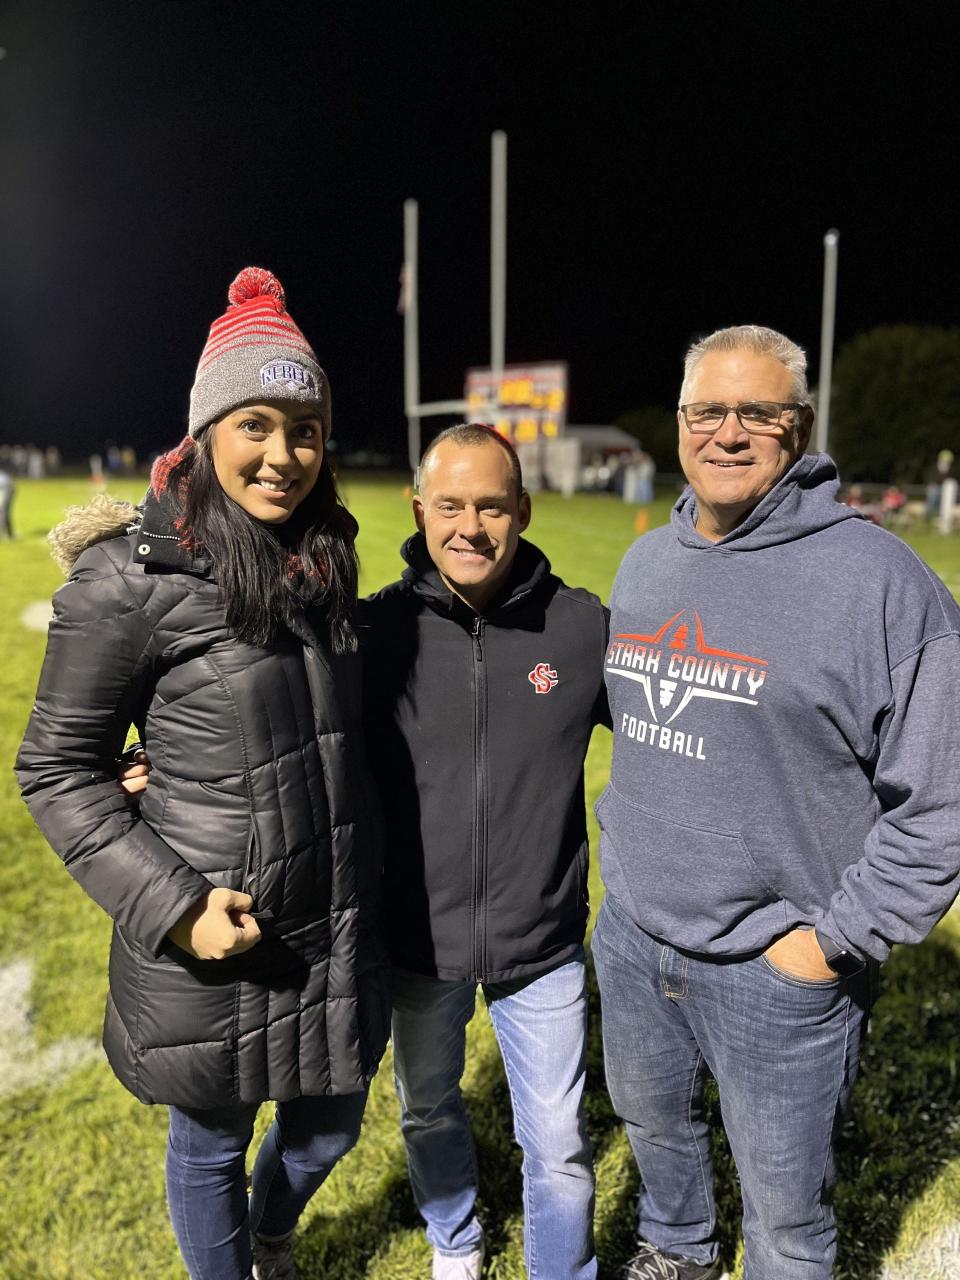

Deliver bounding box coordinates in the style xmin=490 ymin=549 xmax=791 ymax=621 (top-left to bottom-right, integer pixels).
xmin=166 ymin=435 xmax=359 ymax=653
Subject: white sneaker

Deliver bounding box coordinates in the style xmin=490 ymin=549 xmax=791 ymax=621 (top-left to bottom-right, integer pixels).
xmin=431 ymin=1242 xmax=485 ymax=1279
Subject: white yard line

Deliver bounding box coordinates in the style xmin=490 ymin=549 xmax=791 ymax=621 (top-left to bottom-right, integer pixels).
xmin=879 ymin=1224 xmax=960 ymax=1279
xmin=19 ymin=600 xmax=53 ymax=632
xmin=0 ymin=959 xmax=101 ymax=1097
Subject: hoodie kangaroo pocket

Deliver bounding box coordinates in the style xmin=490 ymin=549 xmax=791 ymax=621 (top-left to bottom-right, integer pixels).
xmin=595 ymin=783 xmax=782 ymax=953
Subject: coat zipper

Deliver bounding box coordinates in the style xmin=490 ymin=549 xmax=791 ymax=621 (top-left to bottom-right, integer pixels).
xmin=471 ymin=615 xmax=487 ymax=978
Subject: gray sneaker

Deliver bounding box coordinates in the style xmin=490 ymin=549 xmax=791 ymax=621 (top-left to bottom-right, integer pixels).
xmin=251 ymin=1230 xmax=297 ymax=1280
xmin=620 ymin=1240 xmax=722 ymax=1280
xmin=431 ymin=1242 xmax=485 ymax=1279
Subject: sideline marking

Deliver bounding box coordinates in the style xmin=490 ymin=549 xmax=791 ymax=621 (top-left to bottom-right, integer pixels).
xmin=879 ymin=1225 xmax=960 ymax=1279
xmin=20 ymin=601 xmax=54 ymax=632
xmin=0 ymin=959 xmax=101 ymax=1097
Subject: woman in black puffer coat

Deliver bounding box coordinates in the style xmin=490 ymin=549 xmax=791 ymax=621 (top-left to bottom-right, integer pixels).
xmin=16 ymin=268 xmax=389 ymax=1280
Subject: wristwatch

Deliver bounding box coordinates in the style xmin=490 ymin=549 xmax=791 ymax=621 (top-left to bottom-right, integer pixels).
xmin=814 ymin=929 xmax=865 ymax=977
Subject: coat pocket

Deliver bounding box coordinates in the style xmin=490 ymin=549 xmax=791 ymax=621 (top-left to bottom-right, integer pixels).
xmin=243 ymin=821 xmax=261 ymax=899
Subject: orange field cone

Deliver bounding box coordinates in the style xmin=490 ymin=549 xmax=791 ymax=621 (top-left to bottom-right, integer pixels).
xmin=634 ymin=509 xmax=649 ymax=534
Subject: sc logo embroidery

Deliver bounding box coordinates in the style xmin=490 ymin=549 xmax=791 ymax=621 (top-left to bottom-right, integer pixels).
xmin=528 ymin=662 xmax=559 ymax=695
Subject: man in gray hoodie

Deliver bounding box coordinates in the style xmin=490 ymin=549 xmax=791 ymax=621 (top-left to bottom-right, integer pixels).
xmin=593 ymin=325 xmax=960 ymax=1280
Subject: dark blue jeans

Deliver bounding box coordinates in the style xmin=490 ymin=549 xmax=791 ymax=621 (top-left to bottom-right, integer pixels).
xmin=166 ymin=1092 xmax=367 ymax=1280
xmin=593 ymin=894 xmax=872 ymax=1280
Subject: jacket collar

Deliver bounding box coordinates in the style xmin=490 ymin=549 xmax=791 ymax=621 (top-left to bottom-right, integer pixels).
xmin=133 ymin=485 xmax=213 ymax=577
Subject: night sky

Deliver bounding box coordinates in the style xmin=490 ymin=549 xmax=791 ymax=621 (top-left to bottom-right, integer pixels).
xmin=0 ymin=2 xmax=957 ymax=461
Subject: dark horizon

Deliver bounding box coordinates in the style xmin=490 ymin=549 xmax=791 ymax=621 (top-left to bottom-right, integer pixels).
xmin=1 ymin=2 xmax=957 ymax=462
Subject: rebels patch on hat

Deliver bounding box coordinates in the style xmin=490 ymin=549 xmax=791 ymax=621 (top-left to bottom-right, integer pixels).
xmin=259 ymin=360 xmax=320 ymax=397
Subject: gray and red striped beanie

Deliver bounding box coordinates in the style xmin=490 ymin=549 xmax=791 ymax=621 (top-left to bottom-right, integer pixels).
xmin=188 ymin=267 xmax=330 ymax=438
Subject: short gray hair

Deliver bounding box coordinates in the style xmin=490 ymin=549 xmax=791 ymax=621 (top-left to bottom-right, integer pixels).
xmin=679 ymin=325 xmax=811 ymax=407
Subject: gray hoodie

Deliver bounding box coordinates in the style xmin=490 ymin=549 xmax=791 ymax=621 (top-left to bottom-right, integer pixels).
xmin=599 ymin=452 xmax=960 ymax=962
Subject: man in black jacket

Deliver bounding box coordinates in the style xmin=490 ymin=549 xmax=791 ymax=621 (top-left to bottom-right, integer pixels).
xmin=361 ymin=424 xmax=609 ymax=1280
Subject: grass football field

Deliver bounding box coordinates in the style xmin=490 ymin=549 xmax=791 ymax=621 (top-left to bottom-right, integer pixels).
xmin=0 ymin=473 xmax=958 ymax=1280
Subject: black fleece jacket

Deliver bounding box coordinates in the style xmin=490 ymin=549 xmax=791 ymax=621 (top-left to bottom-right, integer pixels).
xmin=360 ymin=535 xmax=610 ymax=983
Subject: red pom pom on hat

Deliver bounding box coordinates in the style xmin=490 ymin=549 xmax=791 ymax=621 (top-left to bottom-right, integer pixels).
xmin=227 ymin=266 xmax=286 ymax=310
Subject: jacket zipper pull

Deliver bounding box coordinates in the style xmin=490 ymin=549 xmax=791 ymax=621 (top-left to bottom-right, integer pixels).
xmin=472 ymin=615 xmax=483 ymax=661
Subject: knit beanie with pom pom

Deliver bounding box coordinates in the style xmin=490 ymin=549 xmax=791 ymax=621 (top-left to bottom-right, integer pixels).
xmin=188 ymin=267 xmax=330 ymax=438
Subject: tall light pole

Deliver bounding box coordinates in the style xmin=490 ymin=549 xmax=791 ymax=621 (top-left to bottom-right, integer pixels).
xmin=403 ymin=198 xmax=421 ymax=473
xmin=402 ymin=132 xmax=506 ymax=476
xmin=816 ymin=229 xmax=839 ymax=455
xmin=491 ymin=131 xmax=507 ymax=384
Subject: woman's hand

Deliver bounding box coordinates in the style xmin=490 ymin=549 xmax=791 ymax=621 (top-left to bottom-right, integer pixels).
xmin=764 ymin=927 xmax=835 ymax=980
xmin=119 ymin=749 xmax=150 ymax=799
xmin=167 ymin=888 xmax=262 ymax=960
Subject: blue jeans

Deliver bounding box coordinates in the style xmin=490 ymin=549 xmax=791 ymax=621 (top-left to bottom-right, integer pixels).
xmin=166 ymin=1092 xmax=367 ymax=1280
xmin=592 ymin=895 xmax=871 ymax=1280
xmin=391 ymin=954 xmax=597 ymax=1279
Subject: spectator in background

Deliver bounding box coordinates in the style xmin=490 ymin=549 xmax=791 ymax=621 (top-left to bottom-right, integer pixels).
xmin=841 ymin=483 xmax=881 ymax=524
xmin=926 ymin=449 xmax=957 ymax=521
xmin=880 ymin=484 xmax=907 ymax=523
xmin=623 ymin=448 xmax=655 ymax=505
xmin=0 ymin=465 xmax=14 ymax=538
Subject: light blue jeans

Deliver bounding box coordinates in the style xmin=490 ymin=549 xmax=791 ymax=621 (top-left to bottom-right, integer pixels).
xmin=391 ymin=953 xmax=597 ymax=1279
xmin=593 ymin=894 xmax=872 ymax=1280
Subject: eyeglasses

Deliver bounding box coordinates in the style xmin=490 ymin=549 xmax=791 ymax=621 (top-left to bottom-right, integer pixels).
xmin=680 ymin=401 xmax=807 ymax=435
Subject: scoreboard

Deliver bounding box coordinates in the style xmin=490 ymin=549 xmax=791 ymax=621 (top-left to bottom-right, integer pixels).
xmin=464 ymin=362 xmax=568 ymax=443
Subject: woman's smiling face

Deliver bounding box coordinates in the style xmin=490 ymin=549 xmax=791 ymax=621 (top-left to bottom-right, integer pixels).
xmin=209 ymin=400 xmax=326 ymax=523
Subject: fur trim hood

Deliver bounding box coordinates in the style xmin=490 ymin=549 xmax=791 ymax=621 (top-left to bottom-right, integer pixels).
xmin=48 ymin=438 xmax=195 ymax=574
xmin=48 ymin=493 xmax=141 ymax=574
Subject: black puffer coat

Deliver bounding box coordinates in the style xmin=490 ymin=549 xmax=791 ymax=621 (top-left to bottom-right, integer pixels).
xmin=16 ymin=491 xmax=389 ymax=1108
